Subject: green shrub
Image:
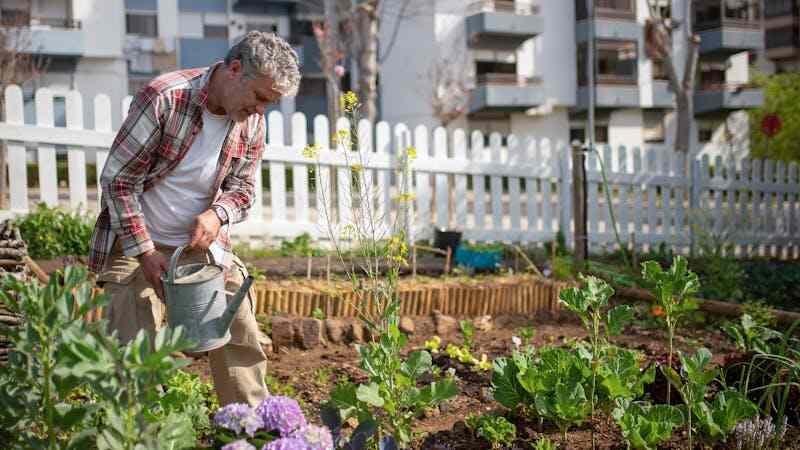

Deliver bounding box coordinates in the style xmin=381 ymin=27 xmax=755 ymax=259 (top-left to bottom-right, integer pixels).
xmin=15 ymin=203 xmax=93 ymax=259
xmin=465 ymin=413 xmax=516 ymax=449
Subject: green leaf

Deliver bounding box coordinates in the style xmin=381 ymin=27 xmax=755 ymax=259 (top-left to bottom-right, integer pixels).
xmin=356 ymin=383 xmax=385 ymax=407
xmin=606 ymin=305 xmax=633 ymax=336
xmin=400 ymin=350 xmax=431 ymax=380
xmin=491 ymin=357 xmax=524 ymax=409
xmin=710 ymin=390 xmax=759 ymax=437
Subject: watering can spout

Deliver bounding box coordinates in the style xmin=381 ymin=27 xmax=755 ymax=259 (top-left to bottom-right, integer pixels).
xmin=218 ymin=276 xmax=255 ymax=336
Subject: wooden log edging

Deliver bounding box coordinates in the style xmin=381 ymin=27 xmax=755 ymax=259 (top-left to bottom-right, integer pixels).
xmin=82 ymin=275 xmax=567 ymax=322
xmin=250 ymin=275 xmax=567 ymax=318
xmin=614 ymin=285 xmax=800 ymax=328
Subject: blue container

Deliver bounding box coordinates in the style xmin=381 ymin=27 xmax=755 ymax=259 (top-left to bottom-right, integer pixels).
xmin=454 ymin=247 xmax=503 ymax=270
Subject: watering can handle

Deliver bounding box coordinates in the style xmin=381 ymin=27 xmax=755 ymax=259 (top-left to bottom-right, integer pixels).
xmin=166 ymin=245 xmax=216 ymax=284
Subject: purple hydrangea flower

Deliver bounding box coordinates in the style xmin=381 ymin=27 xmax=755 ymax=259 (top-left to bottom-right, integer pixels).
xmin=261 ymin=437 xmax=308 ymax=450
xmin=222 ymin=440 xmax=257 ymax=450
xmin=214 ymin=403 xmax=265 ymax=437
xmin=256 ymin=396 xmax=307 ymax=436
xmin=290 ymin=425 xmax=334 ymax=450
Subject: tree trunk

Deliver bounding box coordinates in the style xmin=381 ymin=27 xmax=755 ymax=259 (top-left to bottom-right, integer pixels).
xmin=0 ymin=104 xmax=6 ymax=210
xmin=353 ymin=2 xmax=379 ymax=124
xmin=324 ymin=0 xmax=341 ymax=130
xmin=674 ymin=92 xmax=692 ymax=153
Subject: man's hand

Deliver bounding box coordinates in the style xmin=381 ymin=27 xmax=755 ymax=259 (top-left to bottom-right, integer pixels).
xmin=189 ymin=209 xmax=222 ymax=250
xmin=138 ymin=250 xmax=168 ymax=300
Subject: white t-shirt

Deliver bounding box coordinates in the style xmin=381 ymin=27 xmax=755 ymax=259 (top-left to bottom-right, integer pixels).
xmin=141 ymin=108 xmax=231 ymax=247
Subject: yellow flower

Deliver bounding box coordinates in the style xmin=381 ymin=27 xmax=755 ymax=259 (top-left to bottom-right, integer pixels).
xmin=333 ymin=129 xmax=351 ymax=148
xmin=340 ymin=91 xmax=359 ymax=114
xmin=476 ymin=354 xmax=492 ymax=371
xmin=302 ymin=143 xmax=321 ymax=159
xmin=392 ymin=192 xmax=417 ymax=203
xmin=351 ymin=164 xmax=363 ymax=174
xmin=406 ymin=146 xmax=417 ymax=160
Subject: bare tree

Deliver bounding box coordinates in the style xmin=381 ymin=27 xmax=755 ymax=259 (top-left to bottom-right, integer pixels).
xmin=0 ymin=5 xmax=48 ymax=208
xmin=427 ymin=55 xmax=473 ymax=128
xmin=350 ymin=0 xmax=379 ymax=123
xmin=314 ymin=0 xmax=347 ymax=130
xmin=645 ymin=0 xmax=700 ymax=154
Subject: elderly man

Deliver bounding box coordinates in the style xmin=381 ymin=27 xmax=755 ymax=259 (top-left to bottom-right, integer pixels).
xmin=88 ymin=31 xmax=301 ymax=406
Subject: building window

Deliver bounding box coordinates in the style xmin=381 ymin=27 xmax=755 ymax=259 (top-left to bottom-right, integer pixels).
xmin=652 ymin=59 xmax=669 ymax=80
xmin=578 ymin=40 xmax=638 ymax=85
xmin=297 ymin=78 xmax=326 ymax=97
xmin=594 ymin=125 xmax=609 ymax=143
xmin=698 ymin=127 xmax=714 ymax=143
xmin=203 ymin=24 xmax=228 ymax=39
xmin=765 ymin=0 xmax=795 ymax=18
xmin=699 ymin=61 xmax=727 ymax=90
xmin=126 ymin=12 xmax=158 ymax=37
xmin=0 ymin=8 xmax=30 ymax=26
xmin=128 ymin=74 xmax=156 ymax=96
xmin=644 ymin=111 xmax=666 ymax=143
xmin=576 ymin=0 xmax=636 ymax=20
xmin=246 ymin=22 xmax=277 ymax=33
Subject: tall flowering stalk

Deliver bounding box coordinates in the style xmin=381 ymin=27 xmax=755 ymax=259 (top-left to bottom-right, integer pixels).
xmin=307 ymin=93 xmax=457 ymax=447
xmin=303 ymin=90 xmax=414 ymax=336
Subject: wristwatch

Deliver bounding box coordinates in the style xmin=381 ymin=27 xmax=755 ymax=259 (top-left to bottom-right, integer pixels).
xmin=212 ymin=205 xmax=229 ymax=225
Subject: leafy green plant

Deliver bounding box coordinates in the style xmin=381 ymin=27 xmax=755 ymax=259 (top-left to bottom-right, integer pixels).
xmin=721 ymin=314 xmax=782 ymax=353
xmin=641 ymin=256 xmax=700 ymax=403
xmin=0 ymin=267 xmax=197 ymax=450
xmin=465 ymin=413 xmax=516 ymax=449
xmin=312 ymin=307 xmax=327 ymax=321
xmin=279 ymin=233 xmax=322 ymax=257
xmin=559 ymin=275 xmax=633 ymax=446
xmin=492 ymin=346 xmax=591 ymax=440
xmin=595 ymin=346 xmax=655 ymax=406
xmin=662 ymin=348 xmax=759 ymax=448
xmin=612 ymin=400 xmax=683 ymax=450
xmin=0 ymin=267 xmax=110 ymax=449
xmin=146 ymin=370 xmax=219 ymax=442
xmin=324 ymin=324 xmax=456 ymax=446
xmin=460 ymin=319 xmax=475 ymax=350
xmin=530 ymin=437 xmax=557 ymax=450
xmin=741 ymin=300 xmax=777 ymax=328
xmin=15 ymin=203 xmax=94 ymax=259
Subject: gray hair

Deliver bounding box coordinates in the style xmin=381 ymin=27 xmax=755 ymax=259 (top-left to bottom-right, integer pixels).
xmin=225 ymin=31 xmax=301 ymax=97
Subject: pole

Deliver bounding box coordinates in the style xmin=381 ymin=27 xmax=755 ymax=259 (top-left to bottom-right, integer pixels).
xmin=587 ymin=0 xmax=596 ymax=150
xmin=572 ymin=141 xmax=588 ymax=268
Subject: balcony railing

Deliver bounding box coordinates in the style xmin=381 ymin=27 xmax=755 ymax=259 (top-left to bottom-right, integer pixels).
xmin=575 ymin=0 xmax=636 ymax=21
xmin=469 ymin=0 xmax=538 ymax=15
xmin=475 ymin=73 xmax=541 ymax=86
xmin=694 ymin=0 xmax=761 ymax=31
xmin=697 ymin=81 xmax=759 ymax=91
xmin=764 ymin=0 xmax=797 ymax=19
xmin=29 ymin=17 xmax=81 ymax=29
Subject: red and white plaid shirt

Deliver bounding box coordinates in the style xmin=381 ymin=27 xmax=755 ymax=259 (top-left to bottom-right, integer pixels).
xmin=88 ymin=63 xmax=265 ymax=273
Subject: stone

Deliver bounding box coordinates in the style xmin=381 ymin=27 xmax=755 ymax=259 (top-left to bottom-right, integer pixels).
xmin=399 ymin=316 xmax=415 ymax=335
xmin=299 ymin=318 xmax=323 ymax=349
xmin=271 ymin=317 xmax=296 ymax=352
xmin=258 ymin=331 xmax=273 ymax=354
xmin=433 ymin=310 xmax=458 ymax=336
xmin=348 ymin=320 xmax=364 ymax=343
xmin=473 ymin=315 xmax=493 ymax=332
xmin=325 ymin=318 xmax=346 ymax=344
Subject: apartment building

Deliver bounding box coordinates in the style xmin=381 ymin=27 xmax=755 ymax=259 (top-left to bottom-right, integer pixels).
xmin=379 ymin=0 xmax=764 ymax=155
xmin=123 ymin=0 xmax=327 ymax=128
xmin=763 ymin=0 xmax=800 ymax=72
xmin=0 ymin=0 xmax=127 ymax=128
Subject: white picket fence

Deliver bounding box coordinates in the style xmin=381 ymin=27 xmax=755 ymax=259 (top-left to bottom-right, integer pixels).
xmin=0 ymin=85 xmax=798 ymax=259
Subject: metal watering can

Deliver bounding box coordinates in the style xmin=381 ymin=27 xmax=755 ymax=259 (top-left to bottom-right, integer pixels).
xmin=161 ymin=245 xmax=254 ymax=353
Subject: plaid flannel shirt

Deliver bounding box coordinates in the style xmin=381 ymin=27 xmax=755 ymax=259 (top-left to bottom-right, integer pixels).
xmin=88 ymin=63 xmax=265 ymax=273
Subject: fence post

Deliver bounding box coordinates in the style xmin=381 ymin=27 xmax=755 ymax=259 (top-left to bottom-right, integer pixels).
xmin=558 ymin=143 xmax=572 ymax=250
xmin=689 ymin=153 xmax=701 ymax=257
xmin=572 ymin=140 xmax=588 ymax=266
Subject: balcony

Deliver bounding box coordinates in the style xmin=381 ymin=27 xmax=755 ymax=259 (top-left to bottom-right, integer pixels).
xmin=694 ymin=0 xmax=764 ymax=57
xmin=576 ymin=79 xmax=640 ymax=111
xmin=765 ymin=25 xmax=799 ymax=59
xmin=0 ymin=15 xmax=85 ymax=56
xmin=468 ymin=74 xmax=544 ymax=115
xmin=694 ymin=83 xmax=764 ymax=116
xmin=575 ymin=0 xmax=639 ymax=43
xmin=465 ymin=0 xmax=543 ymax=51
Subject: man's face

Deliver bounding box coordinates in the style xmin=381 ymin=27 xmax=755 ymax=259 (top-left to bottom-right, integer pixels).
xmin=222 ymin=60 xmax=283 ymax=122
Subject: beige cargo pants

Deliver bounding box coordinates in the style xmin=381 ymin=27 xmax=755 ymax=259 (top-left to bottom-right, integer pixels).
xmin=97 ymin=241 xmax=268 ymax=407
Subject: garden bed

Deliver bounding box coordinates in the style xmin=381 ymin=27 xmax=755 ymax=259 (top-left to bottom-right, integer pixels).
xmin=182 ymin=310 xmax=799 ymax=449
